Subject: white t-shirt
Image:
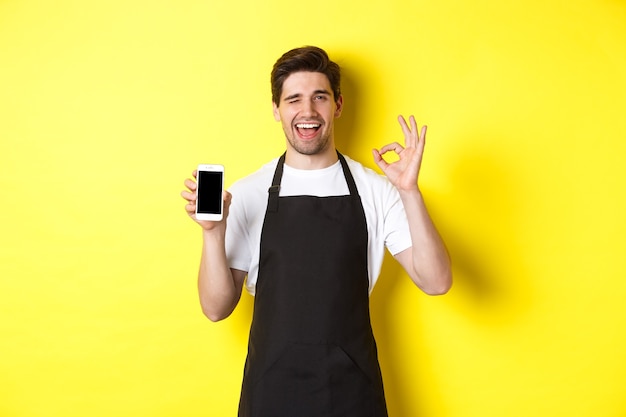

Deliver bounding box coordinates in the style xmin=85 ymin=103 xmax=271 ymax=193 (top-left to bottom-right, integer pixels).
xmin=225 ymin=155 xmax=412 ymax=295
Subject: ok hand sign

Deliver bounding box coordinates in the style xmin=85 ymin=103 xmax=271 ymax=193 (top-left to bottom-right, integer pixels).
xmin=372 ymin=115 xmax=427 ymax=192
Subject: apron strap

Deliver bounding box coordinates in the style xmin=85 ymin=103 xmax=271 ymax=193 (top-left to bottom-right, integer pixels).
xmin=267 ymin=151 xmax=357 ymax=212
xmin=337 ymin=152 xmax=359 ymax=197
xmin=267 ymin=153 xmax=286 ymax=213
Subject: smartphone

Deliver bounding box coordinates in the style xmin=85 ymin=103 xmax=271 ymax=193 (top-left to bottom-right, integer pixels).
xmin=195 ymin=164 xmax=224 ymax=221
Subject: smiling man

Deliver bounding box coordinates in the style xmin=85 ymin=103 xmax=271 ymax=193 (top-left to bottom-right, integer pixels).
xmin=273 ymin=71 xmax=342 ymax=162
xmin=181 ymin=46 xmax=452 ymax=417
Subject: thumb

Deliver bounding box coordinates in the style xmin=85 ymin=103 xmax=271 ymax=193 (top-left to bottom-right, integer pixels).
xmin=222 ymin=190 xmax=233 ymax=218
xmin=372 ymin=148 xmax=388 ymax=171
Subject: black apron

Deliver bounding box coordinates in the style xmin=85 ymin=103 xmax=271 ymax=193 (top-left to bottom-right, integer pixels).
xmin=238 ymin=152 xmax=388 ymax=417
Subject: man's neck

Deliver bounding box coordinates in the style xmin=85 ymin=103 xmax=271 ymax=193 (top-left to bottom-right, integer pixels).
xmin=284 ymin=147 xmax=339 ymax=170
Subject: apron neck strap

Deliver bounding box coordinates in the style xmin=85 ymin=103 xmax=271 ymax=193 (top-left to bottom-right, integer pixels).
xmin=267 ymin=151 xmax=358 ymax=212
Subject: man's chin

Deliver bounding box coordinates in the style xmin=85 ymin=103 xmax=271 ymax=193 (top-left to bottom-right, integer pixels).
xmin=287 ymin=137 xmax=329 ymax=156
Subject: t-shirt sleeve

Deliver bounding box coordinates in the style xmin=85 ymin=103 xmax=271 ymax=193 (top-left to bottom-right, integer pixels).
xmin=383 ymin=184 xmax=413 ymax=256
xmin=224 ymin=185 xmax=252 ymax=273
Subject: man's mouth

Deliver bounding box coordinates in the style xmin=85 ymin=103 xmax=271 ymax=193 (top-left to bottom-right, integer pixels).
xmin=295 ymin=122 xmax=321 ymax=139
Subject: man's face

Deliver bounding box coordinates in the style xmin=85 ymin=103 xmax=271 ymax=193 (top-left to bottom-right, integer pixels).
xmin=273 ymin=71 xmax=343 ymax=156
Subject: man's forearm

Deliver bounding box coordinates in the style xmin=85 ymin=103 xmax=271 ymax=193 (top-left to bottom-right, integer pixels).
xmin=197 ymin=228 xmax=243 ymax=321
xmin=398 ymin=188 xmax=452 ymax=295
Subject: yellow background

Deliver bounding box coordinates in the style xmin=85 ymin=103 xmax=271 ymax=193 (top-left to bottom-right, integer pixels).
xmin=2 ymin=0 xmax=625 ymax=416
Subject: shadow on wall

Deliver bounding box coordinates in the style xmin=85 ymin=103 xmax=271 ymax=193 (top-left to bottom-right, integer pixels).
xmin=338 ymin=55 xmax=532 ymax=321
xmin=333 ymin=60 xmax=369 ymax=160
xmin=436 ymin=138 xmax=534 ymax=320
xmin=369 ymin=131 xmax=534 ymax=414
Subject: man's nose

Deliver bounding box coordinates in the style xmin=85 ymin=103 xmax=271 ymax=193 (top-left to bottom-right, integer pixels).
xmin=301 ymin=99 xmax=317 ymax=116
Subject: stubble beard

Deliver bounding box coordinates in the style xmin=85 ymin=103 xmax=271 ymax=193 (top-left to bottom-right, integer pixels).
xmin=285 ymin=126 xmax=332 ymax=156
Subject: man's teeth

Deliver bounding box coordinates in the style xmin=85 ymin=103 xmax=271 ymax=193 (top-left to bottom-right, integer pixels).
xmin=296 ymin=123 xmax=320 ymax=129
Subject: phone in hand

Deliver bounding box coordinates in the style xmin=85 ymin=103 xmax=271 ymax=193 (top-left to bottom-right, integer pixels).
xmin=195 ymin=164 xmax=224 ymax=221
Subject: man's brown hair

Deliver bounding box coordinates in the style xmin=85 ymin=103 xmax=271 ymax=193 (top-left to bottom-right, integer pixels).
xmin=271 ymin=46 xmax=341 ymax=106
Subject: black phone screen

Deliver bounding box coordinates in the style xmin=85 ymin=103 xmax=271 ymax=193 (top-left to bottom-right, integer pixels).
xmin=197 ymin=171 xmax=223 ymax=214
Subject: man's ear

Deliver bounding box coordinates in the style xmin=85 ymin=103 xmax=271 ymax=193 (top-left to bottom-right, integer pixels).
xmin=334 ymin=95 xmax=344 ymax=118
xmin=272 ymin=102 xmax=281 ymax=121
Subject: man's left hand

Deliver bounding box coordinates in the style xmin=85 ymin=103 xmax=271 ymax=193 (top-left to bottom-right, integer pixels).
xmin=372 ymin=115 xmax=426 ymax=192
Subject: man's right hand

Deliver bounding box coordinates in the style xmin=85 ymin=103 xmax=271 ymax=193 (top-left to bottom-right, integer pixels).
xmin=181 ymin=170 xmax=232 ymax=231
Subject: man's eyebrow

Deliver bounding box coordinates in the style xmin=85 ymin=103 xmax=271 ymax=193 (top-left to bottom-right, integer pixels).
xmin=283 ymin=93 xmax=302 ymax=101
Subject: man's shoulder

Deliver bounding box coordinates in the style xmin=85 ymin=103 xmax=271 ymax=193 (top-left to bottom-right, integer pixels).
xmin=343 ymin=154 xmax=390 ymax=187
xmin=229 ymin=158 xmax=279 ymax=192
xmin=342 ymin=154 xmax=400 ymax=210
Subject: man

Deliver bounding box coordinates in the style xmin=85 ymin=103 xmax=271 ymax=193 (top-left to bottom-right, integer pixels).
xmin=181 ymin=46 xmax=451 ymax=417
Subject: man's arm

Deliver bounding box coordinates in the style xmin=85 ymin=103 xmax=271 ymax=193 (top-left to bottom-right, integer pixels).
xmin=197 ymin=228 xmax=247 ymax=321
xmin=372 ymin=115 xmax=452 ymax=295
xmin=392 ymin=189 xmax=451 ymax=295
xmin=182 ymin=173 xmax=247 ymax=321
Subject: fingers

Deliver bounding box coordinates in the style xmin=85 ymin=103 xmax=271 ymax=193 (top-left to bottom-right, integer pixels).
xmin=398 ymin=114 xmax=418 ymax=137
xmin=378 ymin=142 xmax=405 ymax=155
xmin=372 ymin=148 xmax=388 ymax=171
xmin=373 ymin=141 xmax=406 ymax=170
xmin=410 ymin=115 xmax=418 ymax=132
xmin=181 ymin=176 xmax=198 ymax=204
xmin=180 ymin=189 xmax=195 ymax=202
xmin=184 ymin=202 xmax=196 ymax=217
xmin=398 ymin=115 xmax=412 ymax=144
xmin=397 ymin=115 xmax=427 ymax=149
xmin=372 ymin=141 xmax=409 ymax=174
xmin=184 ymin=177 xmax=197 ymax=192
xmin=181 ymin=185 xmax=197 ymax=218
xmin=181 ymin=173 xmax=198 ymax=217
xmin=418 ymin=125 xmax=427 ymax=153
